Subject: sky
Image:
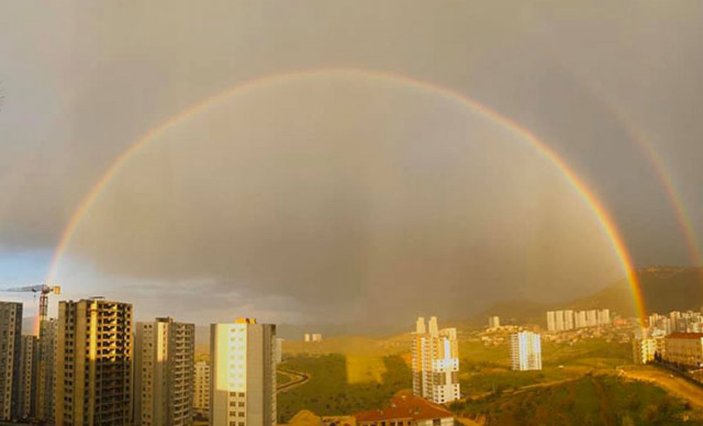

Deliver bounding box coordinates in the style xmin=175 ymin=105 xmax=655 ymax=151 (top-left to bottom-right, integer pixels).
xmin=1 ymin=1 xmax=702 ymax=330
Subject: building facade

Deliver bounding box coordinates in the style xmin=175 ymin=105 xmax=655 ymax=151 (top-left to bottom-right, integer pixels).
xmin=193 ymin=361 xmax=211 ymax=418
xmin=632 ymin=337 xmax=657 ymax=365
xmin=411 ymin=316 xmax=460 ymax=404
xmin=663 ymin=332 xmax=703 ymax=368
xmin=36 ymin=318 xmax=57 ymax=423
xmin=18 ymin=335 xmax=38 ymax=420
xmin=0 ymin=302 xmax=22 ymax=421
xmin=210 ymin=318 xmax=277 ymax=426
xmin=510 ymin=331 xmax=542 ymax=371
xmin=55 ymin=298 xmax=133 ymax=426
xmin=488 ymin=316 xmax=500 ymax=329
xmin=135 ymin=317 xmax=195 ymax=426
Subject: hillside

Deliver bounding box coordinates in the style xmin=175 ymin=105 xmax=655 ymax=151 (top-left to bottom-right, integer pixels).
xmin=450 ymin=374 xmax=701 ymax=425
xmin=479 ymin=266 xmax=703 ymax=324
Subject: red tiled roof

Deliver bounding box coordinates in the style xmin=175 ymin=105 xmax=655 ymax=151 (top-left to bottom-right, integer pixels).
xmin=354 ymin=395 xmax=453 ymax=422
xmin=667 ymin=332 xmax=703 ymax=340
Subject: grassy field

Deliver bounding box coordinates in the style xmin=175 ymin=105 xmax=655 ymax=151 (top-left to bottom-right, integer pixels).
xmin=450 ymin=374 xmax=701 ymax=425
xmin=276 ymin=354 xmax=411 ymax=423
xmin=458 ymin=338 xmax=632 ymax=396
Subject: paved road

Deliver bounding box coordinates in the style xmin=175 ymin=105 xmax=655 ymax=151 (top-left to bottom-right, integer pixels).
xmin=277 ymin=368 xmax=310 ymax=393
xmin=620 ymin=366 xmax=703 ymax=408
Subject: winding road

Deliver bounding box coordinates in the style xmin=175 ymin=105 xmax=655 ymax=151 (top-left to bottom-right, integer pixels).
xmin=277 ymin=368 xmax=310 ymax=393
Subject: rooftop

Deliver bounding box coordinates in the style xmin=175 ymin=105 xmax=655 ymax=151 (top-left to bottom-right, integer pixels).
xmin=354 ymin=394 xmax=453 ymax=422
xmin=667 ymin=332 xmax=703 ymax=340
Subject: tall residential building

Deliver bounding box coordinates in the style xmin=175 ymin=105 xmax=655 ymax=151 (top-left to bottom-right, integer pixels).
xmin=510 ymin=331 xmax=542 ymax=371
xmin=597 ymin=309 xmax=611 ymax=325
xmin=575 ymin=311 xmax=587 ymax=329
xmin=586 ymin=310 xmax=598 ymax=327
xmin=411 ymin=316 xmax=460 ymax=404
xmin=488 ymin=316 xmax=500 ymax=329
xmin=135 ymin=317 xmax=195 ymax=426
xmin=210 ymin=318 xmax=277 ymax=426
xmin=35 ymin=318 xmax=57 ymax=423
xmin=546 ymin=311 xmax=556 ymax=332
xmin=0 ymin=302 xmax=22 ymax=421
xmin=56 ymin=298 xmax=133 ymax=426
xmin=193 ymin=361 xmax=210 ymax=418
xmin=555 ymin=310 xmax=565 ymax=331
xmin=632 ymin=337 xmax=657 ymax=365
xmin=564 ymin=310 xmax=575 ymax=330
xmin=18 ymin=335 xmax=38 ymax=420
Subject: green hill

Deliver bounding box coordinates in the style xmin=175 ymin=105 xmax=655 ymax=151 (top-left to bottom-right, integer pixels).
xmin=451 ymin=374 xmax=701 ymax=425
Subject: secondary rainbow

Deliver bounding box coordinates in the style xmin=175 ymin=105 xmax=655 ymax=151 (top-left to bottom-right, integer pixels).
xmin=44 ymin=68 xmax=647 ymax=323
xmin=583 ymin=81 xmax=702 ymax=268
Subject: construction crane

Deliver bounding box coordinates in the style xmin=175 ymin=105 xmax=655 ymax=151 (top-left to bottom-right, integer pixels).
xmin=2 ymin=284 xmax=61 ymax=322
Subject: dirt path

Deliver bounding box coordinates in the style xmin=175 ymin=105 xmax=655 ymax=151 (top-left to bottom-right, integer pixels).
xmin=620 ymin=366 xmax=703 ymax=408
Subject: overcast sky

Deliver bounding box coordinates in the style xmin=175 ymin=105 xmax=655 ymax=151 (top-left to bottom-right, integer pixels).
xmin=1 ymin=1 xmax=702 ymax=329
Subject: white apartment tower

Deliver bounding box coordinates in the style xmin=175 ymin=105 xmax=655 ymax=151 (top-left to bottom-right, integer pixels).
xmin=210 ymin=318 xmax=277 ymax=426
xmin=488 ymin=316 xmax=500 ymax=329
xmin=510 ymin=331 xmax=542 ymax=371
xmin=0 ymin=302 xmax=22 ymax=421
xmin=411 ymin=316 xmax=460 ymax=404
xmin=193 ymin=361 xmax=210 ymax=417
xmin=134 ymin=317 xmax=195 ymax=426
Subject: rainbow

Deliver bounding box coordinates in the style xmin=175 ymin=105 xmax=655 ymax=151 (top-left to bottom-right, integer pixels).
xmin=583 ymin=81 xmax=702 ymax=268
xmin=44 ymin=68 xmax=647 ymax=323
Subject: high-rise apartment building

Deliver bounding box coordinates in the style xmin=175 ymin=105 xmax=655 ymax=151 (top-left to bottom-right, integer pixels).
xmin=193 ymin=361 xmax=210 ymax=418
xmin=56 ymin=298 xmax=133 ymax=426
xmin=411 ymin=316 xmax=460 ymax=404
xmin=36 ymin=318 xmax=57 ymax=423
xmin=210 ymin=318 xmax=277 ymax=426
xmin=632 ymin=337 xmax=657 ymax=364
xmin=134 ymin=317 xmax=195 ymax=426
xmin=18 ymin=335 xmax=38 ymax=420
xmin=488 ymin=316 xmax=500 ymax=329
xmin=510 ymin=331 xmax=542 ymax=371
xmin=0 ymin=302 xmax=22 ymax=421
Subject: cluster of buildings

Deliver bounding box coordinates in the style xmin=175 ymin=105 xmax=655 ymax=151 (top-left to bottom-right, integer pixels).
xmin=633 ymin=310 xmax=703 ymax=369
xmin=546 ymin=309 xmax=611 ymax=332
xmin=0 ymin=298 xmax=278 ymax=425
xmin=647 ymin=310 xmax=703 ymax=336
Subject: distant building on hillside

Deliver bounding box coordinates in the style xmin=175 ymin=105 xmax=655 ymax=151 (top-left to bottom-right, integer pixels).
xmin=355 ymin=394 xmax=454 ymax=426
xmin=510 ymin=331 xmax=542 ymax=371
xmin=488 ymin=316 xmax=500 ymax=329
xmin=663 ymin=332 xmax=703 ymax=368
xmin=304 ymin=333 xmax=322 ymax=343
xmin=547 ymin=309 xmax=610 ymax=332
xmin=412 ymin=316 xmax=460 ymax=404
